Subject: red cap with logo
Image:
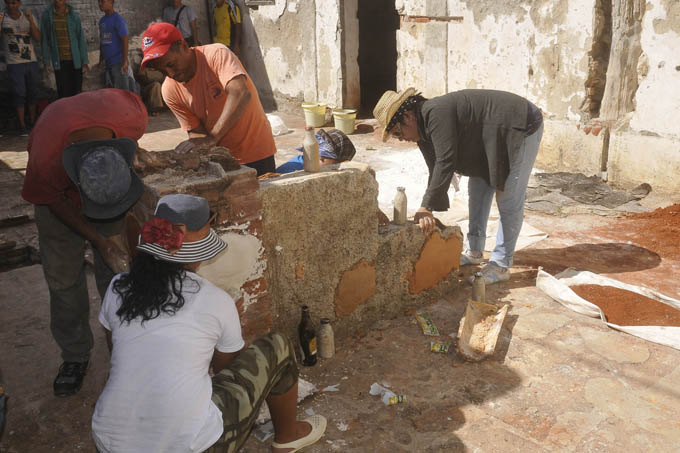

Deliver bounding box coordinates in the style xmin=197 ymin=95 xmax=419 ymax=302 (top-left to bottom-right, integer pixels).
xmin=140 ymin=23 xmax=184 ymax=70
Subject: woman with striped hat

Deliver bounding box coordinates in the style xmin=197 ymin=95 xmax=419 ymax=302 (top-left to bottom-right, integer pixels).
xmin=92 ymin=193 xmax=326 ymax=452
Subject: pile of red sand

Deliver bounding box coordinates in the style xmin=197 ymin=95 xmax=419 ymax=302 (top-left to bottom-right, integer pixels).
xmin=620 ymin=203 xmax=680 ymax=260
xmin=571 ymin=284 xmax=680 ymax=326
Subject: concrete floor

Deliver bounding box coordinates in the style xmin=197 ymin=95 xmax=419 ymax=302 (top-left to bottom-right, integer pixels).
xmin=1 ymin=110 xmax=680 ymax=452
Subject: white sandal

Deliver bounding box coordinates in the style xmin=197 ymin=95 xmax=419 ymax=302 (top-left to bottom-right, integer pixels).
xmin=271 ymin=415 xmax=327 ymax=452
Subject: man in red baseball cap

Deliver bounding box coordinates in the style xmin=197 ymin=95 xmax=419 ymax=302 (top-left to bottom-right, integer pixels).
xmin=140 ymin=22 xmax=276 ymax=175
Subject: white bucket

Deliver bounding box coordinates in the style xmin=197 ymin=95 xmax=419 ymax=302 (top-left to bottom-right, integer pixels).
xmin=332 ymin=109 xmax=357 ymax=134
xmin=302 ymin=103 xmax=326 ymax=127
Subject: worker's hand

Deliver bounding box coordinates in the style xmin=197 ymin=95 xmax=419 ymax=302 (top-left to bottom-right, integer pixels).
xmin=96 ymin=238 xmax=130 ymax=274
xmin=122 ymin=59 xmax=129 ymax=75
xmin=82 ymin=64 xmax=90 ymax=74
xmin=174 ymin=136 xmax=218 ymax=154
xmin=24 ymin=9 xmax=34 ymax=22
xmin=414 ymin=207 xmax=436 ymax=235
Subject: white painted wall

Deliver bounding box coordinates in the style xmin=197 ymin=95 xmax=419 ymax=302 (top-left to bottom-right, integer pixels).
xmin=197 ymin=231 xmax=266 ymax=310
xmin=630 ymin=0 xmax=680 ymax=137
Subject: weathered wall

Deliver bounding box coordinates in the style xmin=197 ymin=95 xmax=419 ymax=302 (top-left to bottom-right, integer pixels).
xmin=241 ymin=0 xmax=358 ymax=111
xmin=260 ymin=163 xmax=463 ymax=341
xmin=393 ymin=0 xmax=680 ymax=192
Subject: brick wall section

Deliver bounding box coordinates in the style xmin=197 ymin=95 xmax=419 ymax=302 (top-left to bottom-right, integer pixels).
xmin=138 ymin=149 xmax=272 ymax=342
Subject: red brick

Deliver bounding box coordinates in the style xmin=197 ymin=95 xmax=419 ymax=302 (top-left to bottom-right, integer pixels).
xmin=223 ymin=178 xmax=260 ymax=199
xmin=229 ymin=195 xmax=262 ymax=220
xmin=242 ymin=277 xmax=268 ymax=296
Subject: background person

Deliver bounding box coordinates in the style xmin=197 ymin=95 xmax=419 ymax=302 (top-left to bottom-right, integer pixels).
xmin=98 ymin=0 xmax=133 ymax=92
xmin=21 ymin=89 xmax=148 ymax=396
xmin=374 ymin=88 xmax=543 ymax=285
xmin=40 ymin=0 xmax=89 ymax=98
xmin=1 ymin=0 xmax=41 ymax=136
xmin=162 ymin=0 xmax=199 ymax=47
xmin=276 ymin=128 xmax=356 ymax=174
xmin=213 ymin=0 xmax=241 ymax=56
xmin=91 ymin=194 xmax=327 ymax=452
xmin=141 ymin=23 xmax=277 ymax=175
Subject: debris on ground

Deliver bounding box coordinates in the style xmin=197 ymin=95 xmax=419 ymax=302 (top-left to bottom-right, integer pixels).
xmin=526 ymin=172 xmax=652 ymax=216
xmin=415 ymin=312 xmax=439 ymax=336
xmin=369 ymin=382 xmax=406 ymax=406
xmin=457 ymin=301 xmax=509 ymax=361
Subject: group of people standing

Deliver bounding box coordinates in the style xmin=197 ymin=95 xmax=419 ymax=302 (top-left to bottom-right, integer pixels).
xmin=1 ymin=0 xmax=243 ymax=134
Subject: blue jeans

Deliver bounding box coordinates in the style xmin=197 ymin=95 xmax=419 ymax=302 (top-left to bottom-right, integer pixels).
xmin=466 ymin=123 xmax=544 ymax=268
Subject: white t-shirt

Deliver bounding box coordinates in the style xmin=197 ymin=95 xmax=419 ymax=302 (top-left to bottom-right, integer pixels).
xmin=0 ymin=11 xmax=37 ymax=65
xmin=92 ymin=272 xmax=245 ymax=453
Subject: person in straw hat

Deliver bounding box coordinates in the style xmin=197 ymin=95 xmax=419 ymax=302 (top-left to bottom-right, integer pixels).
xmin=92 ymin=194 xmax=327 ymax=452
xmin=373 ymin=88 xmax=543 ymax=285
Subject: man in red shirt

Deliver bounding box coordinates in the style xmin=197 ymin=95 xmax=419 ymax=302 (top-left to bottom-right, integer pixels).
xmin=22 ymin=88 xmax=148 ymax=396
xmin=139 ymin=22 xmax=276 ymax=175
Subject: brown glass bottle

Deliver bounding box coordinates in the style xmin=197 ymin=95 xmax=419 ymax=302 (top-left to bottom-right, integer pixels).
xmin=298 ymin=305 xmax=318 ymax=366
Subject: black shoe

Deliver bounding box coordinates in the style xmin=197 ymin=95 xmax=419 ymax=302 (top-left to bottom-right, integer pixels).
xmin=53 ymin=361 xmax=89 ymax=397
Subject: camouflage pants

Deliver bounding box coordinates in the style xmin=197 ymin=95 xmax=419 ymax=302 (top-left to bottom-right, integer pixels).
xmin=204 ymin=332 xmax=299 ymax=453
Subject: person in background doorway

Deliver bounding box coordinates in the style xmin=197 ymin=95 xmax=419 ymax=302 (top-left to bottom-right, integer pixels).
xmin=213 ymin=0 xmax=241 ymax=56
xmin=162 ymin=0 xmax=199 ymax=47
xmin=91 ymin=193 xmax=327 ymax=452
xmin=1 ymin=0 xmax=41 ymax=136
xmin=21 ymin=89 xmax=148 ymax=396
xmin=98 ymin=0 xmax=133 ymax=92
xmin=276 ymin=128 xmax=356 ymax=174
xmin=374 ymin=88 xmax=543 ymax=285
xmin=141 ymin=23 xmax=277 ymax=175
xmin=40 ymin=0 xmax=89 ymax=98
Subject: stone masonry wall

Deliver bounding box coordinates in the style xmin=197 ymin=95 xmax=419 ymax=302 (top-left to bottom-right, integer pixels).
xmin=260 ymin=162 xmax=463 ymax=341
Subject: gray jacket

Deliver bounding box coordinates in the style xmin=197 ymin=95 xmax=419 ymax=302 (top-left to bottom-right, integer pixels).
xmin=416 ymin=89 xmax=541 ymax=211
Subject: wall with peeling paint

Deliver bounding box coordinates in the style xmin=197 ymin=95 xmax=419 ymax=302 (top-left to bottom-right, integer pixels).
xmin=392 ymin=0 xmax=680 ymax=192
xmin=260 ymin=162 xmax=463 ymax=340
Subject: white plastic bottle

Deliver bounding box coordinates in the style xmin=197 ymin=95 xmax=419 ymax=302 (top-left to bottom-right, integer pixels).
xmin=317 ymin=318 xmax=335 ymax=359
xmin=303 ymin=126 xmax=321 ymax=173
xmin=393 ymin=186 xmax=407 ymax=225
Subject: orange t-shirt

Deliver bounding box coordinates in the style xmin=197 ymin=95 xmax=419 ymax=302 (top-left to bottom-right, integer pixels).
xmin=22 ymin=89 xmax=148 ymax=207
xmin=161 ymin=44 xmax=276 ymax=164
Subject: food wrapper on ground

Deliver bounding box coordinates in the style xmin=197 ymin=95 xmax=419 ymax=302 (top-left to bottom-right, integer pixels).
xmin=369 ymin=382 xmax=406 ymax=406
xmin=416 ymin=312 xmax=439 ymax=336
xmin=430 ymin=340 xmax=451 ymax=353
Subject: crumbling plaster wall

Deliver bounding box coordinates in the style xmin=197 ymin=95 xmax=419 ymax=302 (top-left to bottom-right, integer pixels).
xmin=394 ymin=0 xmax=680 ymax=192
xmin=243 ymin=0 xmax=357 ymax=110
xmin=260 ymin=163 xmax=463 ymax=341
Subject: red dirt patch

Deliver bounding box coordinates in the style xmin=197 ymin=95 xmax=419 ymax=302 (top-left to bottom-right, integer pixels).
xmin=616 ymin=203 xmax=680 ymax=260
xmin=570 ymin=284 xmax=680 ymax=326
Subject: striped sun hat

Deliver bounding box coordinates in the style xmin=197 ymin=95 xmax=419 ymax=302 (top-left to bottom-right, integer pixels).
xmin=136 ymin=194 xmax=227 ymax=263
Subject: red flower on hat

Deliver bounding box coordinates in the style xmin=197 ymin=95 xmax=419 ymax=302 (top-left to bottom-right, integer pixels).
xmin=141 ymin=217 xmax=185 ymax=254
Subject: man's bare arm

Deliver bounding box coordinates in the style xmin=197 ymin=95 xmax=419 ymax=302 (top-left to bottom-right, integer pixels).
xmin=174 ymin=75 xmax=251 ymax=153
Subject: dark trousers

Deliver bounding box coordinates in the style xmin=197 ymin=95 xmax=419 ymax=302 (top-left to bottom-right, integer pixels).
xmin=244 ymin=155 xmax=276 ymax=176
xmin=54 ymin=60 xmax=83 ymax=99
xmin=34 ymin=205 xmax=122 ymax=362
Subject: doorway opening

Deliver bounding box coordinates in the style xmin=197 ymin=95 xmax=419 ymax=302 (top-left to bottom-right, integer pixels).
xmin=357 ymin=0 xmax=399 ymax=117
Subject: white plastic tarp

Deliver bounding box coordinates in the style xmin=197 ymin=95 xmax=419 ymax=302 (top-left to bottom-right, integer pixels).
xmin=536 ymin=268 xmax=680 ymax=351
